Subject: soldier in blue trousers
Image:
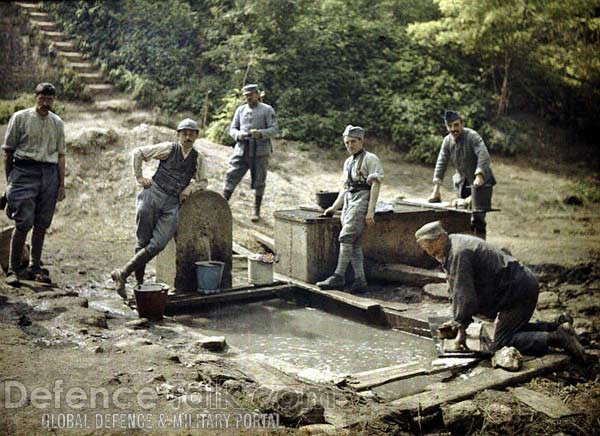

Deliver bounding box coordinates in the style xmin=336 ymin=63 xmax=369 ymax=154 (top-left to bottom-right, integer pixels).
xmin=111 ymin=119 xmax=207 ymax=298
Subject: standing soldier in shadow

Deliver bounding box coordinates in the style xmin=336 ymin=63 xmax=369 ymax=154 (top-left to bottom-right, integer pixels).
xmin=111 ymin=119 xmax=207 ymax=298
xmin=428 ymin=110 xmax=495 ymax=239
xmin=2 ymin=83 xmax=66 ymax=283
xmin=222 ymin=84 xmax=277 ymax=222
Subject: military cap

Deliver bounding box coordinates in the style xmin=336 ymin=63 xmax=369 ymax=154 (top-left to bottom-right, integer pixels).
xmin=35 ymin=82 xmax=56 ymax=96
xmin=342 ymin=125 xmax=365 ymax=140
xmin=176 ymin=118 xmax=199 ymax=132
xmin=242 ymin=84 xmax=259 ymax=94
xmin=444 ymin=110 xmax=461 ymax=124
xmin=415 ymin=221 xmax=446 ymax=241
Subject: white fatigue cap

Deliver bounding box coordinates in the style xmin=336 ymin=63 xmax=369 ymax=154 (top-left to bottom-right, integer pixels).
xmin=177 ymin=118 xmax=199 ymax=132
xmin=343 ymin=125 xmax=365 ymax=140
xmin=415 ymin=221 xmax=446 ymax=241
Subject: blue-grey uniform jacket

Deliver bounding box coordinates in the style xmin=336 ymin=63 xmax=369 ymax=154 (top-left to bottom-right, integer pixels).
xmin=443 ymin=234 xmax=537 ymax=328
xmin=433 ymin=128 xmax=496 ymax=192
xmin=229 ymin=102 xmax=277 ymax=157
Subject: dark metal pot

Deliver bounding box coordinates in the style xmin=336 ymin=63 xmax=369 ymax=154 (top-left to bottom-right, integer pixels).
xmin=315 ymin=191 xmax=339 ymax=209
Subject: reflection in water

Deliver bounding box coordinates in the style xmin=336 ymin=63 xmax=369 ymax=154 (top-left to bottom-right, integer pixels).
xmin=182 ymin=299 xmax=436 ymax=375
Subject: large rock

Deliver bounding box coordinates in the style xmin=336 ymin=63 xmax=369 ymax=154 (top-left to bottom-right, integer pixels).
xmin=196 ymin=336 xmax=227 ymax=352
xmin=491 ymin=346 xmax=523 ymax=371
xmin=423 ymin=282 xmax=450 ymax=301
xmin=69 ymin=127 xmax=119 ymax=152
xmin=131 ymin=123 xmax=174 ymax=145
xmin=442 ymin=400 xmax=483 ymax=433
xmin=156 ymin=190 xmax=232 ymax=292
xmin=537 ymin=291 xmax=560 ymax=309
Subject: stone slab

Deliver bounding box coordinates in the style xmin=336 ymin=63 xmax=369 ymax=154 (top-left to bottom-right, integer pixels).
xmin=510 ymin=386 xmax=577 ymax=419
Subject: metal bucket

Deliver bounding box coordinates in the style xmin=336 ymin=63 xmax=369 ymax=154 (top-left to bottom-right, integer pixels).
xmin=195 ymin=261 xmax=224 ymax=294
xmin=471 ymin=185 xmax=493 ymax=212
xmin=134 ymin=283 xmax=169 ymax=320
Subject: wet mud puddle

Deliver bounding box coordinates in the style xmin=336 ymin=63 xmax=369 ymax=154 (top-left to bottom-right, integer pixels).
xmin=180 ymin=299 xmax=436 ymax=375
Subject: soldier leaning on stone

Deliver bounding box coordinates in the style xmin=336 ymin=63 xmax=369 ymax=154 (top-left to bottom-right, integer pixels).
xmin=222 ymin=84 xmax=277 ymax=222
xmin=2 ymin=82 xmax=66 ymax=283
xmin=111 ymin=118 xmax=207 ymax=298
xmin=316 ymin=125 xmax=384 ymax=293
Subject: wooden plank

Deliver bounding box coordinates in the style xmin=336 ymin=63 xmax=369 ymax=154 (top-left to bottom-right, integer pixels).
xmin=232 ymin=241 xmax=255 ymax=257
xmin=164 ymin=284 xmax=294 ymax=314
xmin=253 ymin=230 xmax=275 ymax=252
xmin=384 ymin=354 xmax=569 ymax=417
xmin=345 ymin=358 xmax=479 ymax=391
xmin=510 ymin=387 xmax=577 ymax=419
xmin=371 ymin=263 xmax=446 ymax=283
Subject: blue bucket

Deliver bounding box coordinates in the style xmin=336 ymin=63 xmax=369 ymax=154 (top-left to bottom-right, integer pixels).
xmin=195 ymin=261 xmax=224 ymax=294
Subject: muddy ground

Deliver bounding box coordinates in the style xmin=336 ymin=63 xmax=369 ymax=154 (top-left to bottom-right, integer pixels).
xmin=0 ymin=102 xmax=599 ymax=435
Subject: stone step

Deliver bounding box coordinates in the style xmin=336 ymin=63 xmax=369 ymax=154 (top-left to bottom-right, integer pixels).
xmin=76 ymin=72 xmax=105 ymax=84
xmin=53 ymin=41 xmax=78 ymax=52
xmin=27 ymin=11 xmax=49 ymax=19
xmin=66 ymin=62 xmax=97 ymax=74
xmin=85 ymin=84 xmax=115 ymax=95
xmin=30 ymin=20 xmax=58 ymax=31
xmin=15 ymin=3 xmax=42 ymax=10
xmin=40 ymin=30 xmax=68 ymax=41
xmin=57 ymin=51 xmax=85 ymax=61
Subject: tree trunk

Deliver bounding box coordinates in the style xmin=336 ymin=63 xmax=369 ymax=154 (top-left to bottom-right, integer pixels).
xmin=495 ymin=53 xmax=511 ymax=119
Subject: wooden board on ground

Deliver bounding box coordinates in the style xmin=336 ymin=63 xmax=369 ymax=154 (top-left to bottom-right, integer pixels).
xmin=164 ymin=283 xmax=293 ymax=314
xmin=253 ymin=231 xmax=275 ymax=253
xmin=344 ymin=358 xmax=479 ymax=391
xmin=383 ymin=354 xmax=569 ymax=417
xmin=510 ymin=386 xmax=578 ymax=419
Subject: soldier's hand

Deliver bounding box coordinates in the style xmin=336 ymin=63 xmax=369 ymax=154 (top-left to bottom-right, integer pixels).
xmin=455 ymin=326 xmax=468 ymax=350
xmin=365 ymin=211 xmax=375 ymax=226
xmin=136 ymin=176 xmax=152 ymax=188
xmin=322 ymin=207 xmax=335 ymax=217
xmin=238 ymin=132 xmax=248 ymax=141
xmin=250 ymin=129 xmax=262 ymax=139
xmin=473 ymin=173 xmax=485 ymax=188
xmin=57 ymin=186 xmax=65 ymax=202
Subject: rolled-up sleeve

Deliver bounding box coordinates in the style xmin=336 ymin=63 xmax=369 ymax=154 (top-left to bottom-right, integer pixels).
xmin=432 ymin=137 xmax=451 ymax=185
xmin=132 ymin=142 xmax=173 ymax=178
xmin=364 ymin=154 xmax=384 ymax=185
xmin=2 ymin=113 xmax=20 ymax=152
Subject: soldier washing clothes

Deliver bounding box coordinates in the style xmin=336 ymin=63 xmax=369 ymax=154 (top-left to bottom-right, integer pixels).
xmin=111 ymin=118 xmax=207 ymax=298
xmin=415 ymin=221 xmax=587 ymax=363
xmin=2 ymin=82 xmax=66 ymax=283
xmin=316 ymin=125 xmax=383 ymax=293
xmin=428 ymin=110 xmax=495 ymax=238
xmin=223 ymin=84 xmax=277 ymax=222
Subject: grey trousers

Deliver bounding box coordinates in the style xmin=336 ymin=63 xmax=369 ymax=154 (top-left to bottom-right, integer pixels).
xmin=224 ymin=154 xmax=269 ymax=197
xmin=135 ymin=184 xmax=179 ymax=257
xmin=492 ymin=266 xmax=552 ymax=356
xmin=6 ymin=163 xmax=59 ymax=231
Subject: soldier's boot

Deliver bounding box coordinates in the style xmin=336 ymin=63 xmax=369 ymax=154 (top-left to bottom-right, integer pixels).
xmin=111 ymin=249 xmax=153 ymax=299
xmin=346 ymin=279 xmax=368 ymax=293
xmin=548 ymin=325 xmax=587 ymax=363
xmin=223 ymin=189 xmax=233 ymax=201
xmin=9 ymin=228 xmax=30 ymax=280
xmin=29 ymin=227 xmax=51 ymax=283
xmin=316 ymin=274 xmax=345 ymax=290
xmin=251 ymin=195 xmax=263 ymax=223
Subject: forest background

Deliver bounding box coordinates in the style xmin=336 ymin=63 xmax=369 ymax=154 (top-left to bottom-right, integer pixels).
xmin=1 ymin=0 xmax=599 ymax=166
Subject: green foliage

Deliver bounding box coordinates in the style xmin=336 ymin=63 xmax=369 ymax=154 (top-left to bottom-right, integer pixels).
xmin=205 ymin=91 xmax=241 ymax=146
xmin=0 ymin=94 xmax=33 ymax=124
xmin=571 ymin=177 xmax=600 ymax=204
